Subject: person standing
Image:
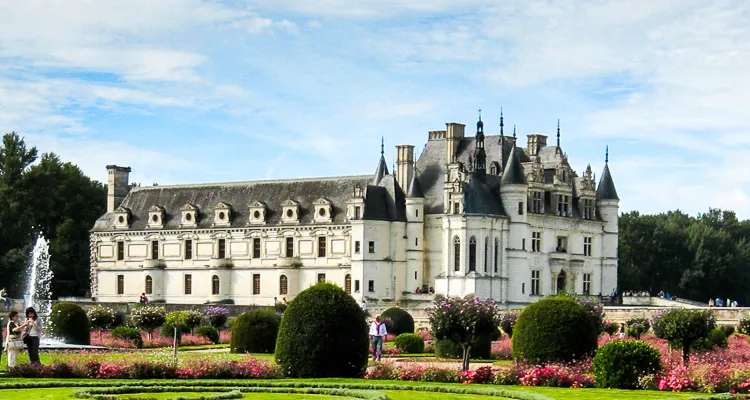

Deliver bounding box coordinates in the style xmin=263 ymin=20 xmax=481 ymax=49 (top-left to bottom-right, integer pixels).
xmin=368 ymin=315 xmax=387 ymax=361
xmin=5 ymin=311 xmax=29 ymax=368
xmin=24 ymin=307 xmax=44 ymax=364
xmin=1 ymin=288 xmax=10 ymax=310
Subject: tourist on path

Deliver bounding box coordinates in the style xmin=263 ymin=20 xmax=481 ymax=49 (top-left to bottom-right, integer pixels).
xmin=24 ymin=307 xmax=44 ymax=364
xmin=369 ymin=315 xmax=387 ymax=361
xmin=5 ymin=311 xmax=29 ymax=368
xmin=1 ymin=288 xmax=10 ymax=310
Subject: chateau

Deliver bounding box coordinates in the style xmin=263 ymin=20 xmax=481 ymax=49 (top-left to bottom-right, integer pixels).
xmin=90 ymin=113 xmax=620 ymax=306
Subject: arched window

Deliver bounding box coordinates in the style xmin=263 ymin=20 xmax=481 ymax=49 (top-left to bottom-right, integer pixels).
xmin=279 ymin=275 xmax=288 ymax=295
xmin=453 ymin=236 xmax=461 ymax=272
xmin=145 ymin=275 xmax=153 ymax=295
xmin=494 ymin=238 xmax=499 ymax=273
xmin=484 ymin=237 xmax=489 ymax=272
xmin=469 ymin=236 xmax=477 ymax=272
xmin=344 ymin=274 xmax=352 ymax=293
xmin=212 ymin=275 xmax=220 ymax=295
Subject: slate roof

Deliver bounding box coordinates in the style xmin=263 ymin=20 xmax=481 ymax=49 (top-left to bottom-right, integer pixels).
xmin=464 ymin=173 xmax=505 ymax=215
xmin=500 ymin=144 xmax=527 ymax=186
xmin=92 ymin=174 xmax=406 ymax=232
xmin=407 ymin=173 xmax=424 ymax=198
xmin=596 ymin=164 xmax=619 ymax=201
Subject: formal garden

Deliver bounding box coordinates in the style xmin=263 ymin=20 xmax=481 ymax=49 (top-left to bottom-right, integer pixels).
xmin=3 ymin=284 xmax=750 ymax=399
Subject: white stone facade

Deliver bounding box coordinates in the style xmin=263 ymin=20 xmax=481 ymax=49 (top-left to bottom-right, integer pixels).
xmin=91 ymin=115 xmax=619 ymax=306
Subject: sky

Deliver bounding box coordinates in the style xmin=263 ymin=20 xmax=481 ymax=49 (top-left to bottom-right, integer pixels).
xmin=1 ymin=0 xmax=749 ymax=218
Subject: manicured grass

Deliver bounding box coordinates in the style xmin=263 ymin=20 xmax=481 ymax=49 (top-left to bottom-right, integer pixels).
xmin=0 ymin=378 xmax=719 ymax=400
xmin=177 ymin=344 xmax=230 ymax=351
xmin=0 ymin=388 xmax=341 ymax=399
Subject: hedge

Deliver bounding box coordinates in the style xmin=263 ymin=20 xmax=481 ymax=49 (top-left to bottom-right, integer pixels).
xmin=592 ymin=340 xmax=662 ymax=389
xmin=49 ymin=302 xmax=90 ymax=345
xmin=393 ymin=333 xmax=424 ymax=354
xmin=381 ymin=307 xmax=415 ymax=336
xmin=231 ymin=308 xmax=279 ymax=354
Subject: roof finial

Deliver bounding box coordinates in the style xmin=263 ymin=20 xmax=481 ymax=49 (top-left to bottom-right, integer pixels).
xmin=556 ymin=119 xmax=561 ymax=148
xmin=500 ymin=107 xmax=504 ymax=136
xmin=605 ymin=145 xmax=609 ymax=164
xmin=381 ymin=137 xmax=384 ymax=156
xmin=478 ymin=108 xmax=482 ymax=121
xmin=513 ymin=125 xmax=516 ymax=139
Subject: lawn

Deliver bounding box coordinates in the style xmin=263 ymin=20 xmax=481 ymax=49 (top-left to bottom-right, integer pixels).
xmin=0 ymin=378 xmax=721 ymax=400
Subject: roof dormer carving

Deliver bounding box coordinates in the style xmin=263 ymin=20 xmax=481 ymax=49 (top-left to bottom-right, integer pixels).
xmin=313 ymin=198 xmax=332 ymax=223
xmin=248 ymin=201 xmax=267 ymax=225
xmin=214 ymin=202 xmax=232 ymax=227
xmin=147 ymin=205 xmax=166 ymax=229
xmin=281 ymin=199 xmax=300 ymax=224
xmin=180 ymin=203 xmax=198 ymax=228
xmin=114 ymin=206 xmax=131 ymax=229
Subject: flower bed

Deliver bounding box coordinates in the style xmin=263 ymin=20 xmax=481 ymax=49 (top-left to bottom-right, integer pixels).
xmin=92 ymin=330 xmax=230 ymax=349
xmin=8 ymin=353 xmax=279 ymax=379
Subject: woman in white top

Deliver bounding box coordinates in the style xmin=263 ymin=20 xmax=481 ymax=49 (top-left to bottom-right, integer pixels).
xmin=6 ymin=311 xmax=30 ymax=368
xmin=24 ymin=307 xmax=44 ymax=364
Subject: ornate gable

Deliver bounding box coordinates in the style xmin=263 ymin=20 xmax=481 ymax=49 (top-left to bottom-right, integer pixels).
xmin=281 ymin=199 xmax=300 ymax=224
xmin=248 ymin=201 xmax=267 ymax=225
xmin=313 ymin=198 xmax=332 ymax=223
xmin=214 ymin=202 xmax=232 ymax=227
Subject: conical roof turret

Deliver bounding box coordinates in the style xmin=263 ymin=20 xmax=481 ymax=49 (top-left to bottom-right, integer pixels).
xmin=596 ymin=146 xmax=619 ymax=200
xmin=501 ymin=143 xmax=527 ymax=186
xmin=372 ymin=137 xmax=389 ymax=185
xmin=407 ymin=172 xmax=424 ymax=198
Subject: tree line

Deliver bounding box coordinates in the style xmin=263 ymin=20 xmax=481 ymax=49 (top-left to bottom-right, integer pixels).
xmin=0 ymin=132 xmax=105 ymax=298
xmin=618 ymin=209 xmax=750 ymax=305
xmin=2 ymin=131 xmax=750 ymax=303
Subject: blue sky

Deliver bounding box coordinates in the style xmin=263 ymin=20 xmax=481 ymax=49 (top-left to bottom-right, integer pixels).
xmin=1 ymin=0 xmax=749 ymax=218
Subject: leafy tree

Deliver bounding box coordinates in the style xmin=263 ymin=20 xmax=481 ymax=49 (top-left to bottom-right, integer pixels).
xmin=652 ymin=308 xmax=715 ymax=364
xmin=131 ymin=305 xmax=166 ymax=340
xmin=428 ymin=296 xmax=499 ymax=370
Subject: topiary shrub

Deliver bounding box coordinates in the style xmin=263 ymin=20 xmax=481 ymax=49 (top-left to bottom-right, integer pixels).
xmin=196 ymin=326 xmax=220 ymax=344
xmin=87 ymin=305 xmax=115 ymax=333
xmin=692 ymin=328 xmax=728 ymax=351
xmin=184 ymin=310 xmax=203 ymax=333
xmin=111 ymin=326 xmax=144 ymax=349
xmin=653 ymin=308 xmax=716 ymax=364
xmin=394 ymin=333 xmax=424 ymax=354
xmin=739 ymin=315 xmax=750 ymax=335
xmin=381 ymin=307 xmax=415 ymax=336
xmin=131 ymin=305 xmax=166 ymax=340
xmin=49 ymin=302 xmax=90 ymax=345
xmin=719 ymin=325 xmax=736 ymax=337
xmin=231 ymin=308 xmax=279 ymax=354
xmin=592 ymin=340 xmax=662 ymax=389
xmin=626 ymin=317 xmax=651 ymax=340
xmin=512 ymin=296 xmax=597 ymax=364
xmin=604 ymin=322 xmax=620 ymax=336
xmin=112 ymin=311 xmax=128 ymax=328
xmin=275 ymin=282 xmax=368 ymax=378
xmin=206 ymin=307 xmax=229 ymax=329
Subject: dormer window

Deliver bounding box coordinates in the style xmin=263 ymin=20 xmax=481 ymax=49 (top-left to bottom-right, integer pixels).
xmin=214 ymin=202 xmax=232 ymax=227
xmin=313 ymin=198 xmax=332 ymax=223
xmin=248 ymin=201 xmax=267 ymax=225
xmin=281 ymin=200 xmax=300 ymax=224
xmin=180 ymin=204 xmax=198 ymax=227
xmin=114 ymin=206 xmax=131 ymax=229
xmin=148 ymin=205 xmax=165 ymax=229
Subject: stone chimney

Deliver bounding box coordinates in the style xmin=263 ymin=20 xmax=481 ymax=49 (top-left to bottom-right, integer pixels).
xmin=445 ymin=122 xmax=465 ymax=164
xmin=527 ymin=134 xmax=548 ymax=156
xmin=106 ymin=165 xmax=131 ymax=213
xmin=395 ymin=145 xmax=414 ymax=190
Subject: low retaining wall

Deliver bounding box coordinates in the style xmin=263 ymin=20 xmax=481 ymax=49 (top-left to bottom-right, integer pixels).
xmin=603 ymin=306 xmax=749 ymax=326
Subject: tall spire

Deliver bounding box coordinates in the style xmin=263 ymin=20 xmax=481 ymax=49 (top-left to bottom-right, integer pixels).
xmin=500 ymin=108 xmax=504 ymax=136
xmin=513 ymin=125 xmax=516 ymax=139
xmin=373 ymin=138 xmax=389 ymax=185
xmin=605 ymin=145 xmax=609 ymax=163
xmin=557 ymin=119 xmax=561 ymax=148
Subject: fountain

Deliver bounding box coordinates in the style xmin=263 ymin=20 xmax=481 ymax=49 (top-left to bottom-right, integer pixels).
xmin=26 ymin=233 xmax=53 ymax=314
xmin=23 ymin=233 xmax=105 ymax=350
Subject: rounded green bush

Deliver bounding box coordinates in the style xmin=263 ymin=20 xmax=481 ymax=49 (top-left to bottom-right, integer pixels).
xmin=111 ymin=326 xmax=144 ymax=348
xmin=593 ymin=340 xmax=662 ymax=389
xmin=512 ymin=296 xmax=598 ymax=364
xmin=719 ymin=325 xmax=735 ymax=337
xmin=275 ymin=282 xmax=368 ymax=378
xmin=87 ymin=305 xmax=115 ymax=331
xmin=49 ymin=302 xmax=90 ymax=345
xmin=393 ymin=333 xmax=424 ymax=353
xmin=604 ymin=322 xmax=620 ymax=336
xmin=196 ymin=325 xmax=220 ymax=344
xmin=231 ymin=308 xmax=279 ymax=354
xmin=381 ymin=307 xmax=415 ymax=336
xmin=693 ymin=328 xmax=728 ymax=351
xmin=626 ymin=317 xmax=650 ymax=340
